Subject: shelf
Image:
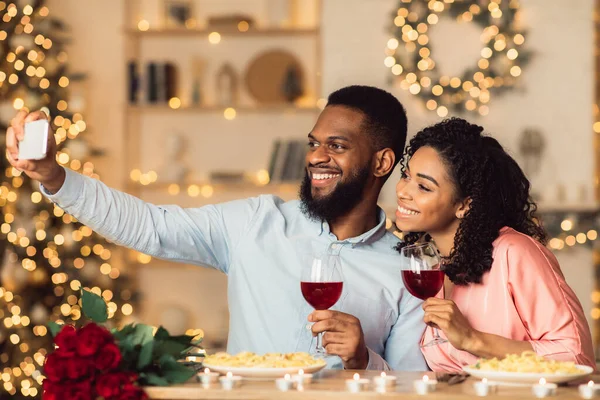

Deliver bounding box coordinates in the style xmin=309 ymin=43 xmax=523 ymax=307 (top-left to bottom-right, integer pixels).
xmin=126 ymin=181 xmax=300 ymax=193
xmin=127 ymin=105 xmax=321 ymax=113
xmin=126 ymin=27 xmax=319 ymax=37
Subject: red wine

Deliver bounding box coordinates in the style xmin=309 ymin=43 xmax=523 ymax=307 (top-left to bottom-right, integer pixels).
xmin=402 ymin=270 xmax=444 ymax=300
xmin=300 ymin=282 xmax=343 ymax=310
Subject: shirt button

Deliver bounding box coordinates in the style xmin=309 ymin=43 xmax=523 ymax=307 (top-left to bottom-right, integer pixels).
xmin=331 ymin=243 xmax=339 ymax=249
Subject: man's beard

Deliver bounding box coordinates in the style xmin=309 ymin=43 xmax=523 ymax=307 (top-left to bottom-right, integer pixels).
xmin=299 ymin=165 xmax=371 ymax=223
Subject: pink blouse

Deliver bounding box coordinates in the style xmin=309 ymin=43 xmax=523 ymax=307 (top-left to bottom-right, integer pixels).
xmin=421 ymin=227 xmax=595 ymax=372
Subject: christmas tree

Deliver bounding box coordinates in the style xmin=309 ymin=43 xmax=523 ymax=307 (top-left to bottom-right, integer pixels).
xmin=0 ymin=1 xmax=137 ymax=397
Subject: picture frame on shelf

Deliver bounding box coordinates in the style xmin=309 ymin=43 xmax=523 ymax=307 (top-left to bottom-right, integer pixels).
xmin=164 ymin=0 xmax=195 ymax=29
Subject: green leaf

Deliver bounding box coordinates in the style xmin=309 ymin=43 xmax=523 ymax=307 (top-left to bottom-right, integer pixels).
xmin=137 ymin=341 xmax=154 ymax=370
xmin=164 ymin=366 xmax=195 ymax=384
xmin=139 ymin=372 xmax=170 ymax=386
xmin=81 ymin=289 xmax=108 ymax=323
xmin=131 ymin=324 xmax=154 ymax=346
xmin=48 ymin=321 xmax=63 ymax=337
xmin=154 ymin=326 xmax=170 ymax=340
xmin=112 ymin=323 xmax=136 ymax=341
xmin=158 ymin=354 xmax=195 ymax=384
xmin=168 ymin=334 xmax=196 ymax=345
xmin=154 ymin=340 xmax=189 ymax=359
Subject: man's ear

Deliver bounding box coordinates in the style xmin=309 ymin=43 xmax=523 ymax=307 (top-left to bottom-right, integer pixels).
xmin=455 ymin=198 xmax=472 ymax=219
xmin=373 ymin=148 xmax=395 ymax=178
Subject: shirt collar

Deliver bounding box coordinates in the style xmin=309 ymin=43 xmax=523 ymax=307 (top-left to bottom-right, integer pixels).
xmin=317 ymin=207 xmax=388 ymax=246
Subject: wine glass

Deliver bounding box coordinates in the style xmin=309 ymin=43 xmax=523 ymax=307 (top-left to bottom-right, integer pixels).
xmin=399 ymin=242 xmax=448 ymax=347
xmin=300 ymin=253 xmax=343 ymax=355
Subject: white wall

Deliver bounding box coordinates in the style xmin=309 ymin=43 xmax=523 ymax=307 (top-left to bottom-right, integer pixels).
xmin=322 ymin=0 xmax=595 ymax=210
xmin=321 ymin=0 xmax=596 ymax=339
xmin=48 ymin=0 xmax=597 ymax=347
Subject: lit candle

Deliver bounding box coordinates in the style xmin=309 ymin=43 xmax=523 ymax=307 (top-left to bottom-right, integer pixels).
xmin=345 ymin=373 xmax=370 ymax=393
xmin=292 ymin=369 xmax=314 ymax=385
xmin=373 ymin=372 xmax=397 ymax=392
xmin=413 ymin=375 xmax=437 ymax=395
xmin=197 ymin=367 xmax=220 ymax=387
xmin=579 ymin=380 xmax=600 ymax=399
xmin=275 ymin=374 xmax=294 ymax=392
xmin=532 ymin=378 xmax=557 ymax=398
xmin=219 ymin=371 xmax=242 ymax=390
xmin=473 ymin=378 xmax=498 ymax=397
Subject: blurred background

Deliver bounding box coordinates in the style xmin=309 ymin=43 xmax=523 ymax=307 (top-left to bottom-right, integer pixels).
xmin=0 ymin=0 xmax=598 ymax=397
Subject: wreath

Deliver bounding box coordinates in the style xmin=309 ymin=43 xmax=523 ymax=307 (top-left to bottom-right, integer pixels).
xmin=386 ymin=0 xmax=530 ymax=116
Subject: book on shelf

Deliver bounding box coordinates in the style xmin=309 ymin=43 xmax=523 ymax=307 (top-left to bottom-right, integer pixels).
xmin=129 ymin=61 xmax=179 ymax=105
xmin=268 ymin=139 xmax=306 ymax=183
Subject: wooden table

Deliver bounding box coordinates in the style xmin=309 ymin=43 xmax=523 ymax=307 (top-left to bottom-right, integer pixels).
xmin=145 ymin=370 xmax=595 ymax=399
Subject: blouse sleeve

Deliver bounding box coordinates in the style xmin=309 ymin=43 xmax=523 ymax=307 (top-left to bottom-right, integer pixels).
xmin=503 ymin=234 xmax=595 ymax=367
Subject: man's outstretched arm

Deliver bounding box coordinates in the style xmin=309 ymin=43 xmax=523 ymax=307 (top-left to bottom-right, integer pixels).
xmin=5 ymin=110 xmax=258 ymax=273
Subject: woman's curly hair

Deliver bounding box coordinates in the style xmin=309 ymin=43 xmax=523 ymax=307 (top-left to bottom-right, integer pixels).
xmin=396 ymin=118 xmax=547 ymax=285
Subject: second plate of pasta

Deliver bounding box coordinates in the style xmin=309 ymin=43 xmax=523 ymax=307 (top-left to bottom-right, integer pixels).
xmin=463 ymin=351 xmax=593 ymax=384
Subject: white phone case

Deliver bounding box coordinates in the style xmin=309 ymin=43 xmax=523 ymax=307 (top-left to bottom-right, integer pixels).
xmin=18 ymin=119 xmax=49 ymax=160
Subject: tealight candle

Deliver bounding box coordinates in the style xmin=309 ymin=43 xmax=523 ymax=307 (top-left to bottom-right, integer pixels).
xmin=473 ymin=378 xmax=498 ymax=397
xmin=532 ymin=378 xmax=557 ymax=398
xmin=292 ymin=369 xmax=314 ymax=385
xmin=197 ymin=368 xmax=220 ymax=387
xmin=373 ymin=372 xmax=397 ymax=392
xmin=579 ymin=380 xmax=600 ymax=399
xmin=219 ymin=371 xmax=242 ymax=390
xmin=413 ymin=375 xmax=437 ymax=395
xmin=275 ymin=374 xmax=294 ymax=392
xmin=345 ymin=373 xmax=370 ymax=393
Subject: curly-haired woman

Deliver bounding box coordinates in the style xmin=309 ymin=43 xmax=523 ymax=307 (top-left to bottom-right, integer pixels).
xmin=395 ymin=118 xmax=595 ymax=372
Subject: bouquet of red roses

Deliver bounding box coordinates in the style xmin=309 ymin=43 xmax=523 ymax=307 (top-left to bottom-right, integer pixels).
xmin=43 ymin=323 xmax=145 ymax=400
xmin=42 ymin=289 xmax=199 ymax=399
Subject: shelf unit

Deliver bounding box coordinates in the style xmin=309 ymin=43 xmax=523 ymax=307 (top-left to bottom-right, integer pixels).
xmin=127 ymin=27 xmax=320 ymax=37
xmin=127 ymin=104 xmax=320 ymax=113
xmin=121 ymin=1 xmax=322 ymax=343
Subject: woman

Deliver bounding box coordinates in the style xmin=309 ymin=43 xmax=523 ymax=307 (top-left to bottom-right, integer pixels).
xmin=395 ymin=118 xmax=595 ymax=372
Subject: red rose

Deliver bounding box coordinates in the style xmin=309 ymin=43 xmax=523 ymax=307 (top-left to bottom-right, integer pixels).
xmin=43 ymin=353 xmax=67 ymax=382
xmin=96 ymin=372 xmax=136 ymax=398
xmin=76 ymin=323 xmax=112 ymax=357
xmin=54 ymin=325 xmax=78 ymax=357
xmin=66 ymin=356 xmax=94 ymax=380
xmin=63 ymin=380 xmax=92 ymax=400
xmin=118 ymin=387 xmax=148 ymax=400
xmin=42 ymin=379 xmax=61 ymax=400
xmin=95 ymin=342 xmax=122 ymax=371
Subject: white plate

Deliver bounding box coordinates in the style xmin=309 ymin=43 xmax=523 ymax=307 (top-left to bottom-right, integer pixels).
xmin=202 ymin=362 xmax=326 ymax=379
xmin=463 ymin=364 xmax=594 ymax=384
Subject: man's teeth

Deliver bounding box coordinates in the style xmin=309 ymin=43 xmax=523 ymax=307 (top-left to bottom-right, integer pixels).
xmin=312 ymin=173 xmax=340 ymax=180
xmin=398 ymin=206 xmax=420 ymax=216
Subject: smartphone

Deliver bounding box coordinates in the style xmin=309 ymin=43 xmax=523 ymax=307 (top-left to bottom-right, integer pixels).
xmin=18 ymin=119 xmax=49 ymax=160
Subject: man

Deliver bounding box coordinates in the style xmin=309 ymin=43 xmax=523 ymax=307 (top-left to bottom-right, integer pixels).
xmin=6 ymin=85 xmax=427 ymax=370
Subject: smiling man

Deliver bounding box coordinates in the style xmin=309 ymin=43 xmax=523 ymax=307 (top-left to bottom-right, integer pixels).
xmin=5 ymin=85 xmax=427 ymax=371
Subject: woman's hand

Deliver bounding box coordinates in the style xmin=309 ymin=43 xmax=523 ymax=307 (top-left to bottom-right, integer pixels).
xmin=422 ymin=298 xmax=480 ymax=352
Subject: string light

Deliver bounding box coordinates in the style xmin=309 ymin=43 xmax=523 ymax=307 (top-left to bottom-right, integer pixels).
xmin=386 ymin=0 xmax=529 ymax=115
xmin=0 ymin=3 xmax=134 ymax=396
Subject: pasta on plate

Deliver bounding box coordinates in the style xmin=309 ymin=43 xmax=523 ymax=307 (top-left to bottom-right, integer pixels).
xmin=203 ymin=351 xmax=326 ymax=369
xmin=470 ymin=351 xmax=582 ymax=374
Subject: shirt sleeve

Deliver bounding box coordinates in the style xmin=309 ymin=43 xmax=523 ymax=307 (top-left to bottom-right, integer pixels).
xmin=379 ymin=292 xmax=429 ymax=371
xmin=505 ymin=235 xmax=595 ymax=367
xmin=41 ymin=168 xmax=262 ymax=273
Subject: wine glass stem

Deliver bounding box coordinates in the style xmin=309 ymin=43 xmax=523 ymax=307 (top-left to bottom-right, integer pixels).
xmin=433 ymin=327 xmax=442 ymax=339
xmin=316 ymin=332 xmax=325 ymax=353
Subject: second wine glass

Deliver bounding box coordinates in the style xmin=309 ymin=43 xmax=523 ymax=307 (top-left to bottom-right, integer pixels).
xmin=399 ymin=242 xmax=448 ymax=347
xmin=300 ymin=253 xmax=343 ymax=355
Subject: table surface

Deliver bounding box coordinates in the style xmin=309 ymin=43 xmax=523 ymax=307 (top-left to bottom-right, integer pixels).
xmin=144 ymin=370 xmax=597 ymax=400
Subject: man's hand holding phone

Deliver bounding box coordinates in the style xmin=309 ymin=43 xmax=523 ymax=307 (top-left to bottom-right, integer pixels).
xmin=6 ymin=109 xmax=65 ymax=194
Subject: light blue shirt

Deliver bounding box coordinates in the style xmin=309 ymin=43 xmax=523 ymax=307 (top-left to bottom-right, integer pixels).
xmin=43 ymin=168 xmax=427 ymax=370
